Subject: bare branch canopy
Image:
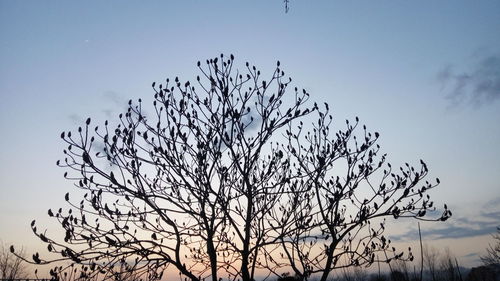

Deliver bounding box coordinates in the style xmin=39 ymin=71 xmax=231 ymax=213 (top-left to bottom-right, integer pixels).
xmin=13 ymin=55 xmax=451 ymax=281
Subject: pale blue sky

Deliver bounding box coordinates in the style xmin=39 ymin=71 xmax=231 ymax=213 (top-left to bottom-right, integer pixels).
xmin=1 ymin=0 xmax=499 ymax=269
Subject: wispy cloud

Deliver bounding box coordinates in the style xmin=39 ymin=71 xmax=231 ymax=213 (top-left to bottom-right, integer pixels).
xmin=103 ymin=90 xmax=126 ymax=106
xmin=484 ymin=197 xmax=500 ymax=209
xmin=394 ymin=197 xmax=500 ymax=241
xmin=437 ymin=53 xmax=500 ymax=108
xmin=481 ymin=210 xmax=500 ymax=220
xmin=417 ymin=222 xmax=497 ymax=240
xmin=68 ymin=113 xmax=83 ymax=125
xmin=102 ymin=90 xmax=127 ymax=119
xmin=463 ymin=252 xmax=479 ymax=258
xmin=67 ymin=91 xmax=126 ymax=125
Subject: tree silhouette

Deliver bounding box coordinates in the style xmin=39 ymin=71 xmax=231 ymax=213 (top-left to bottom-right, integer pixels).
xmin=263 ymin=97 xmax=451 ymax=281
xmin=480 ymin=227 xmax=500 ymax=266
xmin=1 ymin=241 xmax=28 ymax=280
xmin=13 ymin=55 xmax=450 ymax=281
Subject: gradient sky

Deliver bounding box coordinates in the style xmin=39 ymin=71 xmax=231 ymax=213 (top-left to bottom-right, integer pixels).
xmin=1 ymin=0 xmax=499 ymax=273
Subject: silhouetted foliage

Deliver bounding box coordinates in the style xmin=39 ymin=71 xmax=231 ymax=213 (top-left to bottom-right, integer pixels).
xmin=389 ymin=270 xmax=405 ymax=281
xmin=466 ymin=264 xmax=500 ymax=281
xmin=480 ymin=227 xmax=500 ymax=266
xmin=390 ymin=258 xmax=419 ymax=281
xmin=438 ymin=249 xmax=460 ymax=281
xmin=424 ymin=245 xmax=440 ymax=281
xmin=278 ymin=275 xmax=301 ymax=281
xmin=13 ymin=55 xmax=450 ymax=281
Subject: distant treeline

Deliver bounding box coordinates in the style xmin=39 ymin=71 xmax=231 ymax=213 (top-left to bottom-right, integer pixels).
xmin=0 ymin=279 xmax=51 ymax=281
xmin=275 ymin=261 xmax=499 ymax=281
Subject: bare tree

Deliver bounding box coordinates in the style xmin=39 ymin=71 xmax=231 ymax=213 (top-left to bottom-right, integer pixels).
xmin=12 ymin=55 xmax=450 ymax=281
xmin=264 ymin=89 xmax=451 ymax=281
xmin=480 ymin=227 xmax=500 ymax=266
xmin=1 ymin=241 xmax=29 ymax=279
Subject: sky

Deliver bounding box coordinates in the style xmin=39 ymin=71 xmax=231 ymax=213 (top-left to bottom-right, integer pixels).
xmin=0 ymin=0 xmax=499 ymax=275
